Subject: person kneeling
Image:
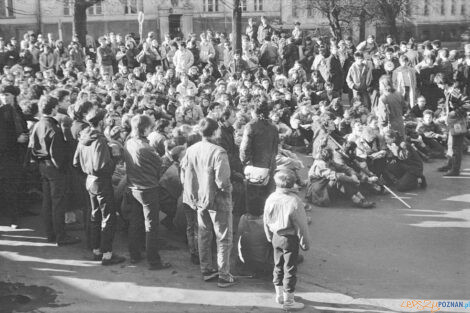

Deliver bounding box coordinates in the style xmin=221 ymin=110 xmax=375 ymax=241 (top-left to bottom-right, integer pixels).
xmin=306 ymin=147 xmax=375 ymax=208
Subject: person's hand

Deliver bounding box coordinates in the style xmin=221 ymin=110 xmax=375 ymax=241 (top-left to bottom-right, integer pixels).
xmin=17 ymin=133 xmax=29 ymax=144
xmin=301 ymin=244 xmax=309 ymax=251
xmin=351 ymin=175 xmax=360 ymax=185
xmin=368 ymin=176 xmax=379 ymax=183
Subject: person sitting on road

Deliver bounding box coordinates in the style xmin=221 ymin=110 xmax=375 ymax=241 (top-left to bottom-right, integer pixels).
xmin=306 ymin=147 xmax=376 ymax=208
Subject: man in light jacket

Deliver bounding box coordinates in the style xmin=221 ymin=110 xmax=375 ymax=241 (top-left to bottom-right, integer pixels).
xmin=173 ymin=42 xmax=194 ymax=75
xmin=180 ymin=117 xmax=238 ymax=288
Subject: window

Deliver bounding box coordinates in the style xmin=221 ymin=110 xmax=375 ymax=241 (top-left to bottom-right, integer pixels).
xmin=63 ymin=0 xmax=72 ymax=16
xmin=241 ymin=0 xmax=247 ymax=12
xmin=440 ymin=0 xmax=445 ymax=15
xmin=88 ymin=2 xmax=102 ymax=15
xmin=124 ymin=0 xmax=144 ymax=14
xmin=306 ymin=3 xmax=313 ymax=17
xmin=451 ymin=0 xmax=456 ymax=14
xmin=203 ymin=0 xmax=219 ymax=12
xmin=254 ymin=0 xmax=263 ymax=11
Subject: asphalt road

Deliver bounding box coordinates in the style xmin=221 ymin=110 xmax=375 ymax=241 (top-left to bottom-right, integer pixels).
xmin=0 ymin=154 xmax=469 ymax=313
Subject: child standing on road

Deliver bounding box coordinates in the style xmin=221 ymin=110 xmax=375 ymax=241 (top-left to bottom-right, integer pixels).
xmin=264 ymin=170 xmax=311 ymax=311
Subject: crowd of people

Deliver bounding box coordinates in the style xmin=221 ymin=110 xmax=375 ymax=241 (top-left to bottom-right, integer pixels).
xmin=1 ymin=16 xmax=470 ymax=310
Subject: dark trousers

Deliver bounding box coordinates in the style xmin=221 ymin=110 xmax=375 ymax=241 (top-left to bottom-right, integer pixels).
xmin=39 ymin=161 xmax=67 ymax=241
xmin=0 ymin=155 xmax=20 ymax=223
xmin=386 ymin=162 xmax=418 ymax=192
xmin=86 ymin=177 xmax=116 ymax=253
xmin=130 ymin=187 xmax=162 ymax=266
xmin=298 ymin=127 xmax=313 ymax=144
xmin=272 ymin=234 xmax=299 ymax=293
xmin=448 ymin=134 xmax=464 ymax=174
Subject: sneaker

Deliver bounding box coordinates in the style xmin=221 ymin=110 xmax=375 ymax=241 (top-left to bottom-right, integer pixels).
xmin=190 ymin=253 xmax=200 ymax=265
xmin=218 ymin=274 xmax=239 ymax=288
xmin=353 ymin=199 xmax=375 ymax=209
xmin=419 ymin=176 xmax=427 ymax=189
xmin=56 ymin=235 xmax=81 ymax=246
xmin=101 ymin=254 xmax=126 ymax=266
xmin=202 ymin=269 xmax=219 ymax=281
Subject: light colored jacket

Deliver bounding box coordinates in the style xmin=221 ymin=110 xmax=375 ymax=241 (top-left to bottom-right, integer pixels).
xmin=173 ymin=49 xmax=194 ymax=74
xmin=180 ymin=139 xmax=232 ymax=212
xmin=346 ymin=62 xmax=372 ymax=91
xmin=263 ymin=188 xmax=310 ymax=250
xmin=392 ymin=65 xmax=417 ymax=108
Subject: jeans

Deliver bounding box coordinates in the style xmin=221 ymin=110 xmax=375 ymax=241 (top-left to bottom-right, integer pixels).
xmin=86 ymin=176 xmax=116 ymax=254
xmin=197 ymin=205 xmax=233 ymax=280
xmin=183 ymin=203 xmax=198 ymax=256
xmin=130 ymin=187 xmax=162 ymax=265
xmin=39 ymin=161 xmax=67 ymax=241
xmin=272 ymin=234 xmax=300 ymax=293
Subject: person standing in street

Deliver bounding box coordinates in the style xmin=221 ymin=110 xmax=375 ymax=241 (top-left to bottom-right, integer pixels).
xmin=264 ymin=170 xmax=310 ymax=311
xmin=30 ymin=95 xmax=80 ymax=246
xmin=180 ymin=117 xmax=238 ymax=288
xmin=124 ymin=114 xmax=172 ymax=270
xmin=73 ymin=108 xmax=125 ymax=265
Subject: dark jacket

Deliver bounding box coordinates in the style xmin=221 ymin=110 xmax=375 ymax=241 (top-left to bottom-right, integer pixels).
xmin=240 ymin=118 xmax=279 ymax=174
xmin=73 ymin=128 xmax=115 ymax=178
xmin=30 ymin=116 xmax=68 ymax=169
xmin=318 ymin=54 xmax=344 ymax=92
xmin=0 ymin=103 xmax=24 ymax=156
xmin=124 ymin=136 xmax=162 ymax=190
xmin=217 ymin=122 xmax=243 ymax=175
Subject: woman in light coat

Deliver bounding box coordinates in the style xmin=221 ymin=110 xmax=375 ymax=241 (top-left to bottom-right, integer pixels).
xmin=392 ymin=55 xmax=418 ymax=109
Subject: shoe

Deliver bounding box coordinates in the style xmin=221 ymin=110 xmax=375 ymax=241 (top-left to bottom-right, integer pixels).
xmin=56 ymin=235 xmax=81 ymax=246
xmin=444 ymin=171 xmax=460 ymax=177
xmin=419 ymin=176 xmax=427 ymax=189
xmin=10 ymin=224 xmax=18 ymax=229
xmin=283 ymin=292 xmax=304 ymax=311
xmin=217 ymin=274 xmax=239 ymax=288
xmin=437 ymin=165 xmax=450 ymax=172
xmin=353 ymin=199 xmax=375 ymax=209
xmin=149 ymin=262 xmax=172 ymax=270
xmin=101 ymin=254 xmax=126 ymax=266
xmin=202 ymin=269 xmax=219 ymax=281
xmin=275 ymin=285 xmax=284 ymax=304
xmin=92 ymin=253 xmax=103 ymax=261
xmin=190 ymin=253 xmax=200 ymax=265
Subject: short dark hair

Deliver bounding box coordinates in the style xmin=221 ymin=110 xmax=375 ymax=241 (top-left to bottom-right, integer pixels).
xmin=38 ymin=95 xmax=58 ymax=115
xmin=255 ymin=102 xmax=270 ymax=119
xmin=434 ymin=72 xmax=453 ymax=86
xmin=53 ymin=89 xmax=70 ymax=103
xmin=219 ymin=107 xmax=234 ymax=123
xmin=155 ymin=118 xmax=170 ymax=132
xmin=130 ymin=114 xmax=153 ymax=137
xmin=198 ymin=117 xmax=219 ymax=138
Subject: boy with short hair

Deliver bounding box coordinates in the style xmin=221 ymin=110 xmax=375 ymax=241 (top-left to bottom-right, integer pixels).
xmin=264 ymin=170 xmax=311 ymax=310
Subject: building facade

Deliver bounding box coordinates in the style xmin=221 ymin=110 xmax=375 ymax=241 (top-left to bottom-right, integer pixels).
xmin=0 ymin=0 xmax=468 ymax=43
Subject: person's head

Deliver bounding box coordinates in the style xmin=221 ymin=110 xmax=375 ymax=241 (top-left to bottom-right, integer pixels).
xmin=319 ymin=147 xmax=333 ymax=162
xmin=399 ymin=54 xmax=409 ymax=67
xmin=130 ymin=114 xmax=154 ymax=137
xmin=0 ymin=85 xmax=16 ymax=105
xmin=254 ymin=102 xmax=270 ymax=119
xmin=155 ymin=118 xmax=171 ymax=133
xmin=273 ymin=169 xmax=296 ymax=189
xmin=423 ymin=109 xmax=434 ymax=125
xmin=385 ymin=47 xmax=394 ymax=60
xmin=73 ymin=100 xmax=94 ymax=120
xmin=400 ymin=41 xmax=408 ymax=52
xmin=354 ymin=51 xmax=364 ymax=64
xmin=219 ymin=107 xmax=236 ymax=126
xmin=417 ymin=96 xmax=426 ymax=108
xmin=379 ymin=75 xmax=395 ymax=94
xmin=367 ymin=115 xmax=378 ymax=129
xmin=38 ymin=95 xmax=59 ymax=116
xmin=386 ymin=35 xmax=393 ymax=45
xmin=352 ymin=119 xmax=363 ymax=134
xmin=434 ymin=72 xmax=453 ymax=90
xmin=366 ymin=35 xmax=375 ymax=44
xmin=178 ymin=42 xmax=186 ymax=51
xmin=270 ymin=110 xmax=280 ymax=123
xmin=85 ymin=108 xmax=106 ymax=130
xmin=198 ymin=117 xmax=219 ymax=139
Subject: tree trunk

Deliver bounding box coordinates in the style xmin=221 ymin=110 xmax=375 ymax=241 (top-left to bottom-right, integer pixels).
xmin=387 ymin=16 xmax=399 ymax=41
xmin=232 ymin=0 xmax=242 ymax=54
xmin=359 ymin=9 xmax=366 ymax=42
xmin=74 ymin=2 xmax=88 ymax=47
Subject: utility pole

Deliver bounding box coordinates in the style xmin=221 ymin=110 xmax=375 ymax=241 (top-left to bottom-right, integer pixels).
xmin=36 ymin=0 xmax=43 ymax=34
xmin=232 ymin=0 xmax=242 ymax=54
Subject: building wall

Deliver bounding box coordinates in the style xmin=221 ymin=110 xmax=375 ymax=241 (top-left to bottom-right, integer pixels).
xmin=0 ymin=0 xmax=468 ymax=44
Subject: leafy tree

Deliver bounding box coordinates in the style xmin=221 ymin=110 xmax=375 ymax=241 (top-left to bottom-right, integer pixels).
xmin=73 ymin=0 xmax=104 ymax=46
